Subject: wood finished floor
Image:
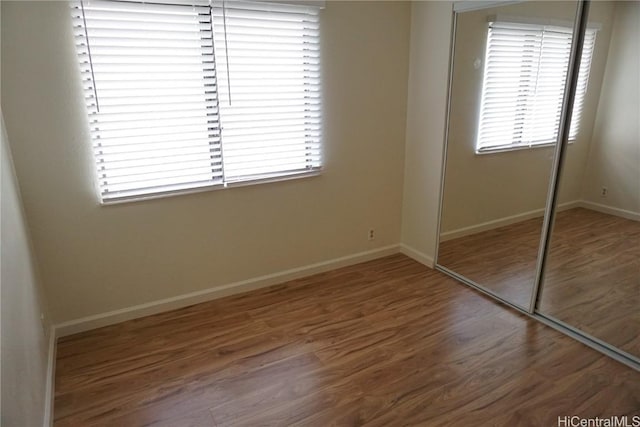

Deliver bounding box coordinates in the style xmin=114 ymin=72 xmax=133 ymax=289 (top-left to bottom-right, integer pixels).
xmin=54 ymin=254 xmax=639 ymax=426
xmin=438 ymin=207 xmax=640 ymax=358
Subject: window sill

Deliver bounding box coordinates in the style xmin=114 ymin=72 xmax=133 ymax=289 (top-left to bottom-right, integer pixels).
xmin=475 ymin=139 xmax=575 ymax=155
xmin=100 ymin=168 xmax=322 ymax=206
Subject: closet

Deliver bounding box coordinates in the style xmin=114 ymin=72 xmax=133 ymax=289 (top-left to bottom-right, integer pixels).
xmin=436 ymin=0 xmax=639 ymax=369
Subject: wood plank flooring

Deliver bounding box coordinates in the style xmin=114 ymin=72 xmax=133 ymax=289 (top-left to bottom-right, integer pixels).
xmin=54 ymin=254 xmax=639 ymax=426
xmin=438 ymin=207 xmax=640 ymax=358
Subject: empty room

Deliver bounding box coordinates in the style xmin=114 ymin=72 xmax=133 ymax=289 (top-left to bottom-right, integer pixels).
xmin=1 ymin=0 xmax=638 ymax=426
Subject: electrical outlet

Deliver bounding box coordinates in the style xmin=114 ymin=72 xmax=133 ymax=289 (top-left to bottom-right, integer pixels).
xmin=368 ymin=229 xmax=375 ymax=241
xmin=601 ymin=187 xmax=608 ymax=197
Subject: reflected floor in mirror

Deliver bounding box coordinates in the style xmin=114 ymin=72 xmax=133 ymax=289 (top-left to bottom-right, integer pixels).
xmin=541 ymin=207 xmax=640 ymax=357
xmin=437 ymin=215 xmax=543 ymax=309
xmin=438 ymin=207 xmax=640 ymax=357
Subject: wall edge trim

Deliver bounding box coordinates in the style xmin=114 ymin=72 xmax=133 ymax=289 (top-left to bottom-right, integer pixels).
xmin=43 ymin=327 xmax=57 ymax=427
xmin=579 ymin=200 xmax=640 ymax=222
xmin=399 ymin=243 xmax=435 ymax=268
xmin=439 ymin=200 xmax=582 ymax=241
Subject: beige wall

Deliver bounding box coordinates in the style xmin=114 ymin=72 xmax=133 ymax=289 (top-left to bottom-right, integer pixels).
xmin=580 ymin=1 xmax=640 ymax=214
xmin=1 ymin=1 xmax=411 ymax=323
xmin=440 ymin=1 xmax=615 ymax=232
xmin=1 ymin=111 xmax=51 ymax=427
xmin=400 ymin=0 xmax=453 ymax=261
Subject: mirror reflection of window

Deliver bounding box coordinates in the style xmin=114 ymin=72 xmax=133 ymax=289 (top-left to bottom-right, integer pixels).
xmin=476 ymin=20 xmax=597 ymax=153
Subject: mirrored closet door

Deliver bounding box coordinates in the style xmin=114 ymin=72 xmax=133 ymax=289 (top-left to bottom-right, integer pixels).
xmin=537 ymin=0 xmax=639 ymax=361
xmin=436 ymin=0 xmax=639 ymax=368
xmin=437 ymin=0 xmax=579 ymax=310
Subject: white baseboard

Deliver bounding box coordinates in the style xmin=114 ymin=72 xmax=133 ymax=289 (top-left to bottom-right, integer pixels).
xmin=579 ymin=200 xmax=640 ymax=222
xmin=54 ymin=244 xmax=401 ymax=337
xmin=440 ymin=208 xmax=545 ymax=242
xmin=439 ymin=200 xmax=582 ymax=242
xmin=556 ymin=200 xmax=583 ymax=212
xmin=399 ymin=244 xmax=434 ymax=268
xmin=43 ymin=326 xmax=57 ymax=427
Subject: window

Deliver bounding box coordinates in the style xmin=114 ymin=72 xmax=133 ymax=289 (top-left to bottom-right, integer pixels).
xmin=476 ymin=21 xmax=596 ymax=153
xmin=72 ymin=0 xmax=321 ymax=203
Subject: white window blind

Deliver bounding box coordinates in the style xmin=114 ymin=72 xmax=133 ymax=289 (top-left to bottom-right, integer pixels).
xmin=72 ymin=0 xmax=223 ymax=201
xmin=476 ymin=22 xmax=596 ymax=153
xmin=212 ymin=0 xmax=321 ymax=182
xmin=72 ymin=0 xmax=322 ymax=203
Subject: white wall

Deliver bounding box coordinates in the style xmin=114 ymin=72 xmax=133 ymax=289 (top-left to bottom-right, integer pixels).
xmin=1 ymin=109 xmax=51 ymax=426
xmin=1 ymin=1 xmax=411 ymax=323
xmin=400 ymin=0 xmax=453 ymax=262
xmin=580 ymin=1 xmax=640 ymax=215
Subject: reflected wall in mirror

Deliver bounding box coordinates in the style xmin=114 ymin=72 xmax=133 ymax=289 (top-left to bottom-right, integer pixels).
xmin=538 ymin=1 xmax=640 ymax=360
xmin=437 ymin=1 xmax=582 ymax=308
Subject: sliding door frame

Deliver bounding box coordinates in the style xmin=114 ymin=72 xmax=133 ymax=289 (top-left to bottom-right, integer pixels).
xmin=528 ymin=0 xmax=589 ymax=314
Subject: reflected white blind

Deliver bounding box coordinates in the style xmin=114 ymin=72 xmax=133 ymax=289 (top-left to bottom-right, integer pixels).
xmin=72 ymin=0 xmax=223 ymax=201
xmin=212 ymin=0 xmax=321 ymax=182
xmin=477 ymin=22 xmax=596 ymax=152
xmin=571 ymin=29 xmax=596 ymax=139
